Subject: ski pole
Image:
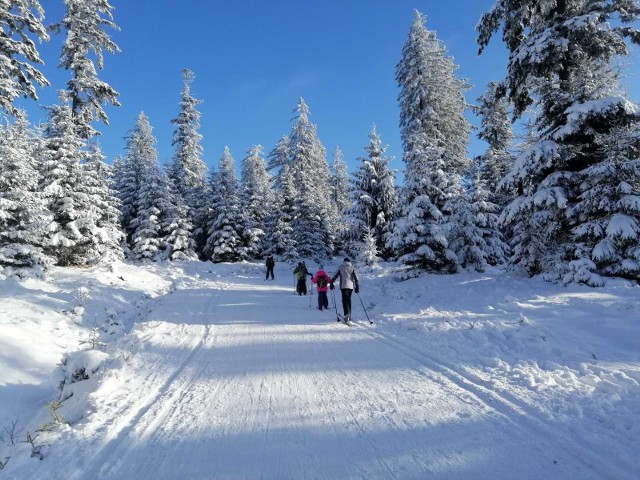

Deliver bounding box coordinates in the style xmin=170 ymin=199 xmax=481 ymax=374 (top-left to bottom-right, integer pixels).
xmin=356 ymin=292 xmax=373 ymax=324
xmin=331 ymin=288 xmax=341 ymax=322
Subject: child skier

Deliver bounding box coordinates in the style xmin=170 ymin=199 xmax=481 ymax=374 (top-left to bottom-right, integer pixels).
xmin=311 ymin=267 xmax=331 ymax=310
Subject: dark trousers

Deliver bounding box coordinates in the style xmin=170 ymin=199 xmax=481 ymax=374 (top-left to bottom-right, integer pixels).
xmin=341 ymin=289 xmax=353 ymax=318
xmin=318 ymin=291 xmax=328 ymax=309
xmin=266 ymin=266 xmax=274 ymax=280
xmin=297 ymin=278 xmax=307 ymax=295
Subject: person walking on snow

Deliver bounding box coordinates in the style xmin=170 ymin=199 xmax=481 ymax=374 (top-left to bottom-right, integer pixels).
xmin=265 ymin=254 xmax=275 ymax=280
xmin=312 ymin=267 xmax=331 ymax=310
xmin=330 ymin=258 xmax=359 ymax=322
xmin=293 ymin=262 xmax=312 ymax=295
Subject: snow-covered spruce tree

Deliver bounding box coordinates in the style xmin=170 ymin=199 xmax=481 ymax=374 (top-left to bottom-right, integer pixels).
xmin=264 ymin=164 xmax=298 ymax=261
xmin=344 ymin=126 xmax=397 ymax=260
xmin=205 ymin=147 xmax=251 ymax=262
xmin=471 ymin=159 xmax=510 ymax=267
xmin=267 ymin=135 xmax=290 ymax=176
xmin=161 ymin=174 xmax=198 ymax=261
xmin=476 ymin=81 xmax=515 ymax=206
xmin=331 ymin=147 xmax=350 ymax=218
xmin=79 ymin=141 xmax=123 ymax=262
xmin=129 ymin=162 xmax=169 ymax=261
xmin=39 ymin=101 xmax=95 ymax=266
xmin=356 ymin=227 xmax=381 ymax=268
xmin=478 ymin=0 xmax=640 ymax=285
xmin=53 ymin=0 xmax=120 ymax=139
xmin=240 ymin=145 xmax=272 ymax=256
xmin=0 ymin=0 xmax=49 ymax=116
xmin=330 ymin=146 xmax=350 ymax=254
xmin=167 ymin=68 xmax=207 ymax=251
xmin=389 ymin=11 xmax=471 ymax=275
xmin=287 ymin=98 xmax=335 ymax=260
xmin=0 ymin=113 xmax=54 ymax=277
xmin=115 ymin=112 xmax=160 ymax=247
xmin=571 ymin=122 xmax=640 ymax=282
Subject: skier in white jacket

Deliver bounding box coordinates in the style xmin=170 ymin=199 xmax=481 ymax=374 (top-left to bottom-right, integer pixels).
xmin=330 ymin=258 xmax=359 ymax=322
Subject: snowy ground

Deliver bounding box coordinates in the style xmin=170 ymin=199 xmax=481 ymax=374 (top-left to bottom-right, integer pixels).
xmin=0 ymin=260 xmax=638 ymax=479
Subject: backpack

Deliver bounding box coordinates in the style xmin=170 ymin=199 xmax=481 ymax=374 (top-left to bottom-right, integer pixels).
xmin=316 ymin=275 xmax=328 ymax=288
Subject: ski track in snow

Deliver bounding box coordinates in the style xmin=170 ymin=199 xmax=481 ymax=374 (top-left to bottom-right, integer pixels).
xmin=5 ymin=265 xmax=633 ymax=479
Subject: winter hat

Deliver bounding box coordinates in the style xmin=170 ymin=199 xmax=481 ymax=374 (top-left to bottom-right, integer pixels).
xmin=344 ymin=257 xmax=350 ymax=262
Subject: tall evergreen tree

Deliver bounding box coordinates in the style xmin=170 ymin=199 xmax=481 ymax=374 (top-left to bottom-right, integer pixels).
xmin=240 ymin=145 xmax=271 ymax=256
xmin=115 ymin=112 xmax=160 ymax=246
xmin=205 ymin=147 xmax=249 ymax=262
xmin=390 ymin=11 xmax=470 ymax=275
xmin=39 ymin=101 xmax=93 ymax=266
xmin=267 ymin=135 xmax=290 ymax=175
xmin=478 ymin=0 xmax=640 ymax=284
xmin=330 ymin=147 xmax=350 ymax=254
xmin=476 ymin=81 xmax=515 ymax=206
xmin=168 ymin=68 xmax=206 ymax=201
xmin=0 ymin=113 xmax=53 ymax=276
xmin=129 ymin=162 xmax=166 ymax=260
xmin=54 ymin=0 xmax=120 ymax=139
xmin=0 ymin=0 xmax=49 ymax=115
xmin=162 ymin=175 xmax=198 ymax=261
xmin=331 ymin=147 xmax=350 ymax=217
xmin=264 ymin=165 xmax=298 ymax=261
xmin=168 ymin=68 xmax=207 ymax=251
xmin=80 ymin=141 xmax=123 ymax=262
xmin=345 ymin=127 xmax=396 ymax=259
xmin=287 ymin=98 xmax=334 ymax=260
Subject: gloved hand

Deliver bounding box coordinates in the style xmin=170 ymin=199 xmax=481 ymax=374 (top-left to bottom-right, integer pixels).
xmin=355 ymin=286 xmax=359 ymax=294
xmin=329 ymin=282 xmax=334 ymax=290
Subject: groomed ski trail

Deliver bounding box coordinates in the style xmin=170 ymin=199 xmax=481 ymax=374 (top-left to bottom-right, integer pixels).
xmin=11 ymin=265 xmax=616 ymax=479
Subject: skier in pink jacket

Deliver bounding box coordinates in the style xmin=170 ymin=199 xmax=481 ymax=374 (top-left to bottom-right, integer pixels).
xmin=311 ymin=267 xmax=331 ymax=310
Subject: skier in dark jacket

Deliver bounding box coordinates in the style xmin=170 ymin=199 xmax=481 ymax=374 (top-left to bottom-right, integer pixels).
xmin=293 ymin=262 xmax=312 ymax=295
xmin=330 ymin=258 xmax=359 ymax=321
xmin=265 ymin=254 xmax=275 ymax=280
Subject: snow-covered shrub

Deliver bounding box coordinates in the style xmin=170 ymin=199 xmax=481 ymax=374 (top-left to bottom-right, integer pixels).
xmin=54 ymin=350 xmax=110 ymax=403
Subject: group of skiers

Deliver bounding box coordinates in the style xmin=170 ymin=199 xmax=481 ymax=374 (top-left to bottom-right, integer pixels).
xmin=267 ymin=256 xmax=360 ymax=322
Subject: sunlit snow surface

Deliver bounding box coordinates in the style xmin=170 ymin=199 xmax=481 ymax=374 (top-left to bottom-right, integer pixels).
xmin=1 ymin=261 xmax=638 ymax=479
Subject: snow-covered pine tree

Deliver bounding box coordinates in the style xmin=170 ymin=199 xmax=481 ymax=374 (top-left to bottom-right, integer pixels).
xmin=331 ymin=147 xmax=350 ymax=218
xmin=39 ymin=100 xmax=95 ymax=266
xmin=356 ymin=227 xmax=380 ymax=268
xmin=330 ymin=147 xmax=350 ymax=254
xmin=167 ymin=69 xmax=207 ymax=253
xmin=0 ymin=113 xmax=54 ymax=277
xmin=240 ymin=145 xmax=271 ymax=256
xmin=571 ymin=122 xmax=640 ymax=282
xmin=129 ymin=162 xmax=169 ymax=261
xmin=470 ymin=160 xmax=510 ymax=267
xmin=161 ymin=174 xmax=198 ymax=261
xmin=205 ymin=147 xmax=247 ymax=262
xmin=263 ymin=164 xmax=298 ymax=261
xmin=476 ymin=81 xmax=515 ymax=207
xmin=79 ymin=141 xmax=123 ymax=262
xmin=287 ymin=98 xmax=334 ymax=260
xmin=345 ymin=126 xmax=396 ymax=259
xmin=54 ymin=0 xmax=120 ymax=139
xmin=478 ymin=0 xmax=640 ymax=285
xmin=390 ymin=10 xmax=470 ymax=275
xmin=116 ymin=112 xmax=160 ymax=247
xmin=267 ymin=135 xmax=290 ymax=176
xmin=0 ymin=0 xmax=49 ymax=115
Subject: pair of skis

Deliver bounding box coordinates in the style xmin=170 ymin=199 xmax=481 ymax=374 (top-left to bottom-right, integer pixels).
xmin=330 ymin=288 xmax=374 ymax=326
xmin=335 ymin=313 xmax=373 ymax=327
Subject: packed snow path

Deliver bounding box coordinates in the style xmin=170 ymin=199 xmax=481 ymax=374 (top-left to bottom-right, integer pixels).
xmin=15 ymin=266 xmax=626 ymax=479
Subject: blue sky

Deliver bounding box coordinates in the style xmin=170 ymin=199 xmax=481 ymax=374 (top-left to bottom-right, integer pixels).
xmin=18 ymin=1 xmax=640 ymax=176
